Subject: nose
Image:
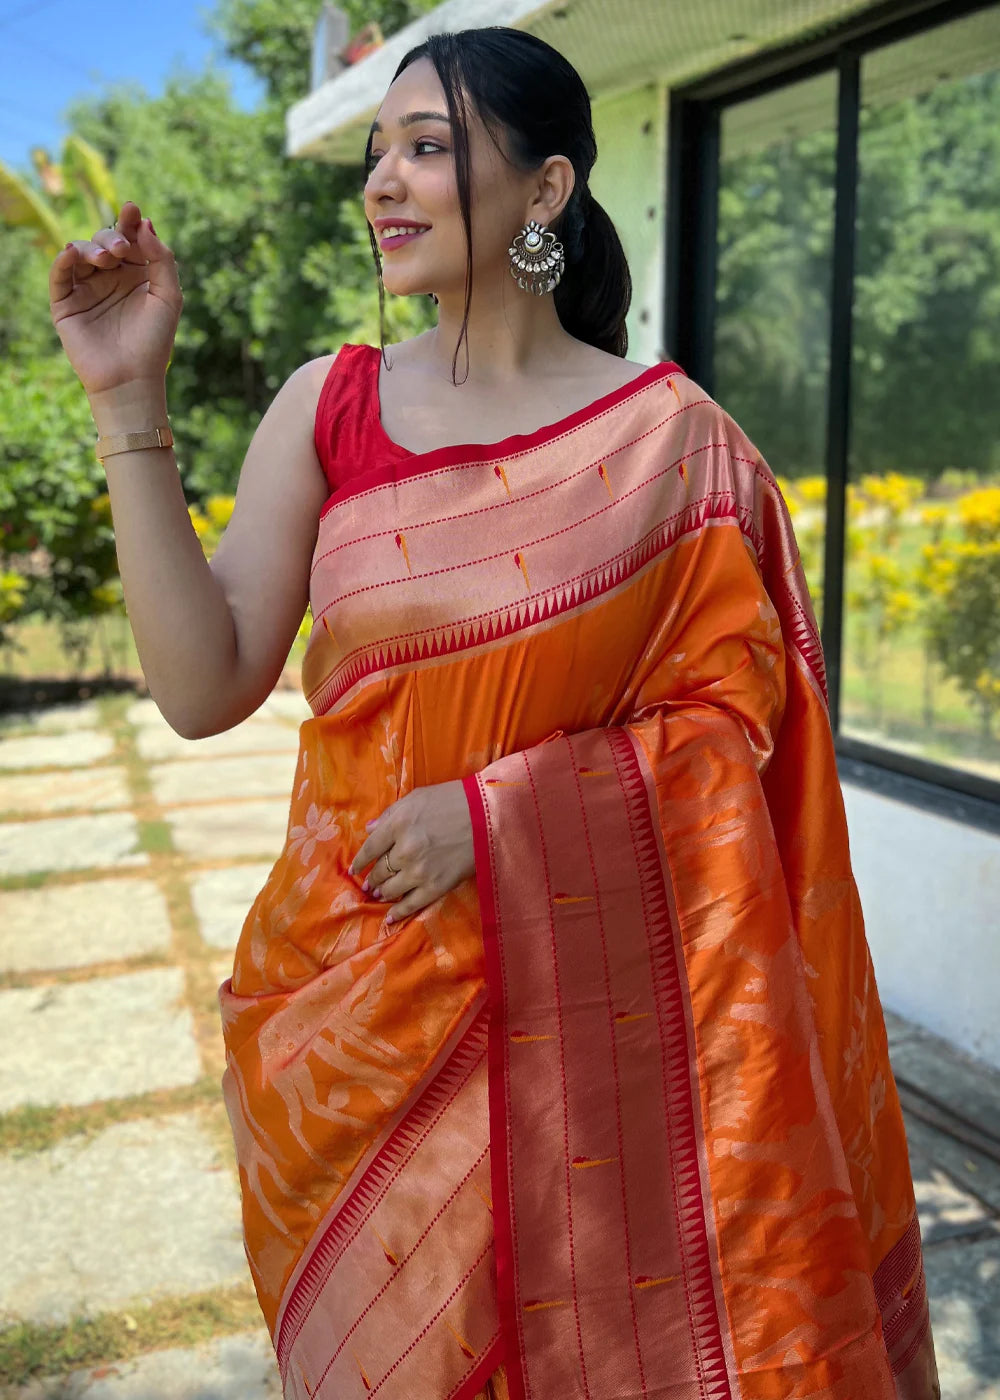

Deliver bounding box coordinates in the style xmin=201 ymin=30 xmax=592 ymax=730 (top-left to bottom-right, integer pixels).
xmin=364 ymin=149 xmax=405 ymax=205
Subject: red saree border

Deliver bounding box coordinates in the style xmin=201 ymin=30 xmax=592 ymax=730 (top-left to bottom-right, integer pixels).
xmin=462 ymin=724 xmax=737 ymax=1400
xmin=605 ymin=726 xmax=736 ymax=1395
xmin=274 ymin=989 xmax=489 ymax=1379
xmin=873 ymin=1213 xmax=933 ymax=1378
xmin=451 ymin=1337 xmax=506 ymax=1400
xmin=319 ymin=356 xmax=685 ymax=515
xmin=462 ymin=771 xmax=522 ymax=1400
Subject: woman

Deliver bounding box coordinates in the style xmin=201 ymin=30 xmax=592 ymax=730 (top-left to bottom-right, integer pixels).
xmin=49 ymin=25 xmax=938 ymax=1400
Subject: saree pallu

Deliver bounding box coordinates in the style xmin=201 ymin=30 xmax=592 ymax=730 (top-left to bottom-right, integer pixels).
xmin=218 ymin=358 xmax=939 ymax=1400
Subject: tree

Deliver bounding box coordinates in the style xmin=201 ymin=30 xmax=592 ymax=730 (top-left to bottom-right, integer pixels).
xmin=0 ymin=133 xmax=118 ymax=255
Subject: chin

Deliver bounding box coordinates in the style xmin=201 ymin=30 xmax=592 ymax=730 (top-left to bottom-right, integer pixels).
xmin=381 ymin=276 xmax=431 ymax=299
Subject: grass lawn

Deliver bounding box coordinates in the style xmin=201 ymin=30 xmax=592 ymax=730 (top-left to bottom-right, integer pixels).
xmin=1 ymin=613 xmax=142 ymax=683
xmin=0 ymin=613 xmax=307 ymax=694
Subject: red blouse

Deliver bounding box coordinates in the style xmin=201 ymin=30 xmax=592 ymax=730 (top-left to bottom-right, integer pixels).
xmin=313 ymin=343 xmax=413 ymax=498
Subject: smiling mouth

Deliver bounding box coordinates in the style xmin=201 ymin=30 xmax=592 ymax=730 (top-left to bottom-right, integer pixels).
xmin=379 ymin=227 xmax=430 ymax=248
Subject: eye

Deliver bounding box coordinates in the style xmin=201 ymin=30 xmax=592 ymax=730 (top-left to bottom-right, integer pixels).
xmin=364 ymin=138 xmax=446 ymax=174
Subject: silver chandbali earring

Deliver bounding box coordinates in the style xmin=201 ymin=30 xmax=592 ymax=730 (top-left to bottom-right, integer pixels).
xmin=508 ymin=219 xmax=565 ymax=296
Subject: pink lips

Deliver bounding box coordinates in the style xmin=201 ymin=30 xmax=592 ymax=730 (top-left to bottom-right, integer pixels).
xmin=379 ymin=228 xmax=429 ymax=251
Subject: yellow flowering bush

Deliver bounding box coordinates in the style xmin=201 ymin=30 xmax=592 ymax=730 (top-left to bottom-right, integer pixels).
xmin=0 ymin=570 xmax=27 ymax=625
xmin=188 ymin=495 xmax=235 ymax=559
xmin=796 ymin=476 xmax=827 ymax=506
xmin=957 ymin=488 xmax=1000 ymax=544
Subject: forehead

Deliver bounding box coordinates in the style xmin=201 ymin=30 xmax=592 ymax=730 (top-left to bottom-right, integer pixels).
xmin=372 ymin=59 xmax=449 ymax=132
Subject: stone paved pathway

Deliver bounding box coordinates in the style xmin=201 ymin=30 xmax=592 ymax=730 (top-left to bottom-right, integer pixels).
xmin=1 ymin=690 xmax=999 ymax=1397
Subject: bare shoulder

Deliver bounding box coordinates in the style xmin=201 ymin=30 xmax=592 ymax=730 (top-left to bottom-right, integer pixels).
xmin=572 ymin=347 xmax=655 ymax=394
xmin=291 ymin=351 xmax=340 ymax=401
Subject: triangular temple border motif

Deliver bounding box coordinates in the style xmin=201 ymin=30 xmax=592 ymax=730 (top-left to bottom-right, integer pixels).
xmin=315 ymin=493 xmax=760 ymax=713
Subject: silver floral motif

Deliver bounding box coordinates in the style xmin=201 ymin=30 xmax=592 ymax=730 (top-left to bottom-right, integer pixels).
xmin=507 ymin=218 xmax=565 ymax=296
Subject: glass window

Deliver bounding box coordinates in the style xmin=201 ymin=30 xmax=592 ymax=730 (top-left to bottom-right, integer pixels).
xmin=714 ymin=72 xmax=838 ymax=627
xmin=843 ymin=7 xmax=1000 ymax=783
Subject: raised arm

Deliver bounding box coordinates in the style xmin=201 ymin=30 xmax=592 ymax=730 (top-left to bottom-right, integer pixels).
xmin=50 ymin=201 xmax=332 ymax=739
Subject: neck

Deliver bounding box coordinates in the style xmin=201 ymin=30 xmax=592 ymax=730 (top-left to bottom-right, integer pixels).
xmin=425 ymin=264 xmax=579 ymax=386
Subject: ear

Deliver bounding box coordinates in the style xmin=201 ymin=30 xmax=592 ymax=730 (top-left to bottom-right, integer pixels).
xmin=528 ymin=154 xmax=576 ymax=227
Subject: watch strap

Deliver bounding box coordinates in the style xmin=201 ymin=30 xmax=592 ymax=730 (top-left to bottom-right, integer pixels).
xmin=95 ymin=424 xmax=174 ymax=461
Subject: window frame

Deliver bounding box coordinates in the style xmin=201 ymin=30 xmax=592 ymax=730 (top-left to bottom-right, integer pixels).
xmin=665 ymin=0 xmax=1000 ymax=816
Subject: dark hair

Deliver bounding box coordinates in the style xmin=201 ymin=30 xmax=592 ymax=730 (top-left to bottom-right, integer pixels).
xmin=363 ymin=26 xmax=632 ymax=384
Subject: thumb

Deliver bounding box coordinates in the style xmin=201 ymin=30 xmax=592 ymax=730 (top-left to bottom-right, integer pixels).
xmin=137 ymin=217 xmax=181 ymax=302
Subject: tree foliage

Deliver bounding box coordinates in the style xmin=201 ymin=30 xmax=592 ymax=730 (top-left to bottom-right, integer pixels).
xmin=0 ymin=355 xmax=119 ymax=658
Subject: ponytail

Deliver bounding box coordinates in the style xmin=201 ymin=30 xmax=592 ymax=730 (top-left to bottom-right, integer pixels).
xmin=553 ymin=187 xmax=631 ymax=358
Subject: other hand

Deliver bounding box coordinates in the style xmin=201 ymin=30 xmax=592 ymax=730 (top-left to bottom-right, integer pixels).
xmin=348 ymin=780 xmax=476 ymax=925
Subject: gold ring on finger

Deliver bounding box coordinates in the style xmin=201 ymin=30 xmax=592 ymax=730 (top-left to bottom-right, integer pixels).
xmin=384 ymin=852 xmax=398 ymax=877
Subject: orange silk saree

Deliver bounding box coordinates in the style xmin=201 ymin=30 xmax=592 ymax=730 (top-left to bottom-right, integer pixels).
xmin=218 ymin=355 xmax=938 ymax=1400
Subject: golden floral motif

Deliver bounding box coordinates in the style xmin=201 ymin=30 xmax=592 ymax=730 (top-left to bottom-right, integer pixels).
xmin=288 ymin=802 xmax=342 ymax=865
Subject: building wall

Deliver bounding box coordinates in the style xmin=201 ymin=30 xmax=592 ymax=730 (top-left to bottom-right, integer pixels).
xmin=843 ymin=782 xmax=1000 ymax=1070
xmin=589 ymin=83 xmax=668 ymax=367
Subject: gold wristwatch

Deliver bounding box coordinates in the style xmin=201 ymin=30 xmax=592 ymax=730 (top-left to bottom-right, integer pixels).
xmin=95 ymin=424 xmax=174 ymax=462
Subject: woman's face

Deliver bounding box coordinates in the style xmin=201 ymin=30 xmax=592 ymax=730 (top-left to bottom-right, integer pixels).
xmin=363 ymin=58 xmax=558 ymax=302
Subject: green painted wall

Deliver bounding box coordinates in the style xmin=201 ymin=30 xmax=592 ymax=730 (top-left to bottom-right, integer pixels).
xmin=590 ymin=81 xmax=668 ymax=366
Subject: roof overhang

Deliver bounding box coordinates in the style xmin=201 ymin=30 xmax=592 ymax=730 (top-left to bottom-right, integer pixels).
xmin=287 ymin=0 xmax=551 ymax=164
xmin=285 ymin=0 xmax=916 ymax=165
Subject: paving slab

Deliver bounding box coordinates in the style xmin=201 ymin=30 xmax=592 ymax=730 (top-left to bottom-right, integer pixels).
xmin=149 ymin=754 xmax=298 ymax=807
xmin=164 ymin=801 xmax=289 ymax=861
xmin=189 ymin=864 xmax=273 ymax=950
xmin=926 ymin=1234 xmax=1000 ymax=1399
xmin=0 ymin=766 xmax=131 ymax=817
xmin=135 ymin=721 xmax=301 ymax=763
xmin=0 ymin=812 xmax=147 ymax=877
xmin=0 ymin=878 xmax=172 ymax=974
xmin=125 ymin=697 xmax=182 ymax=729
xmin=0 ymin=1113 xmax=248 ymax=1327
xmin=0 ymin=968 xmax=201 ymax=1112
xmin=0 ymin=700 xmax=102 ymax=735
xmin=12 ymin=1331 xmax=281 ymax=1399
xmin=911 ymin=1157 xmax=1000 ymax=1246
xmin=0 ymin=731 xmax=113 ymax=771
xmin=903 ymin=1108 xmax=1000 ymax=1218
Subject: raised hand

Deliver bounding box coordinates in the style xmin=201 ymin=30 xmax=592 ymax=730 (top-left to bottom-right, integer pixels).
xmin=48 ymin=200 xmax=183 ymax=398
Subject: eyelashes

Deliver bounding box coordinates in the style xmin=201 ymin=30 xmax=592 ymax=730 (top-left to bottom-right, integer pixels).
xmin=364 ymin=140 xmax=446 ymax=174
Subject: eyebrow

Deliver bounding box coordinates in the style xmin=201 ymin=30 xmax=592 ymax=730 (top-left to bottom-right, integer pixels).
xmin=369 ymin=110 xmax=451 ymax=136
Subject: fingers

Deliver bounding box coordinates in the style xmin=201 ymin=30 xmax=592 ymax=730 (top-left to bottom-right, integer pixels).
xmin=349 ymin=820 xmax=390 ymax=881
xmin=385 ymin=889 xmax=431 ymax=926
xmin=50 ymin=235 xmax=137 ymax=306
xmin=134 ymin=217 xmax=182 ymax=305
xmin=116 ymin=201 xmax=143 ymax=236
xmin=61 ymin=202 xmax=149 ymax=273
xmin=369 ymin=853 xmax=408 ymax=898
xmin=49 ymin=243 xmax=77 ymax=304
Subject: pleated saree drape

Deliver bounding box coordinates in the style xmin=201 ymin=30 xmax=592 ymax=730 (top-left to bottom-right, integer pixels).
xmin=218 ymin=349 xmax=938 ymax=1400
